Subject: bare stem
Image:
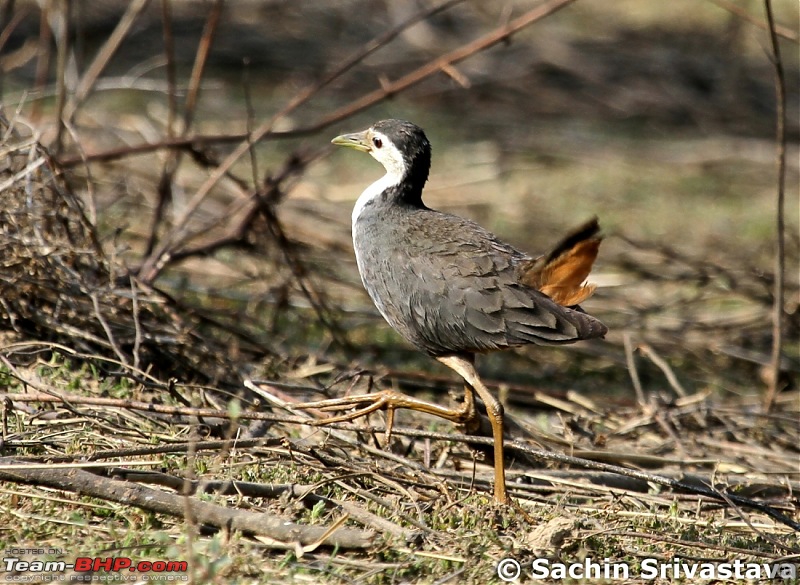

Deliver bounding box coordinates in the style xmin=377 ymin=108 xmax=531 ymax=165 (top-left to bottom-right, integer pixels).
xmin=762 ymin=0 xmax=787 ymax=412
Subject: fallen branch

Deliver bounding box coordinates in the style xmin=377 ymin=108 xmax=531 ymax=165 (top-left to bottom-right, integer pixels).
xmin=109 ymin=468 xmax=416 ymax=540
xmin=0 ymin=458 xmax=375 ymax=550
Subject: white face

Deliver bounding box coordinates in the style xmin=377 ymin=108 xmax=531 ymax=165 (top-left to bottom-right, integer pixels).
xmin=351 ymin=129 xmax=407 ymax=227
xmin=365 ymin=129 xmax=406 ymax=178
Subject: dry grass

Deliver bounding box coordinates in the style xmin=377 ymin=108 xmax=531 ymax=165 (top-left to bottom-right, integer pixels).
xmin=1 ymin=344 xmax=798 ymax=583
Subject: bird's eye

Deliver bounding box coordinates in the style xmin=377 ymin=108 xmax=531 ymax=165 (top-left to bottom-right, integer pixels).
xmin=372 ymin=137 xmax=383 ymax=149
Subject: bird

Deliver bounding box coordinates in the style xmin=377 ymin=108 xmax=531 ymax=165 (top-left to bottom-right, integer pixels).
xmin=298 ymin=119 xmax=606 ymax=504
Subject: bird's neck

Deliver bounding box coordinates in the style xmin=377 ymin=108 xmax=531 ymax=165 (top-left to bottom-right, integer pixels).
xmin=351 ymin=167 xmax=428 ymax=227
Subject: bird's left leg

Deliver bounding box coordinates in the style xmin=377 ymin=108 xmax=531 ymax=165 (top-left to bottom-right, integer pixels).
xmin=291 ymin=385 xmax=477 ymax=443
xmin=436 ymin=354 xmax=507 ymax=504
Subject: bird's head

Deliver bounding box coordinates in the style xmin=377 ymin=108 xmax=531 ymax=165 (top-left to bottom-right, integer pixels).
xmin=332 ymin=119 xmax=431 ymax=193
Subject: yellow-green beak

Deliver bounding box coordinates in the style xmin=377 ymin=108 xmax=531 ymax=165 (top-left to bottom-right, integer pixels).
xmin=331 ymin=130 xmax=371 ymax=153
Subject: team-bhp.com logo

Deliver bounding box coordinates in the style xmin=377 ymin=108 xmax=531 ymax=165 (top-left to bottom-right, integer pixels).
xmin=4 ymin=557 xmax=188 ymax=578
xmin=75 ymin=558 xmax=187 ymax=573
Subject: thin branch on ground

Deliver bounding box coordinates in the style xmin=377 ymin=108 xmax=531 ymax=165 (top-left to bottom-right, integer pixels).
xmin=0 ymin=459 xmax=375 ymax=549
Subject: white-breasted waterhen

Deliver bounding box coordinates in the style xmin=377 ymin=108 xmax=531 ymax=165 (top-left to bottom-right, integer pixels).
xmin=298 ymin=119 xmax=606 ymax=504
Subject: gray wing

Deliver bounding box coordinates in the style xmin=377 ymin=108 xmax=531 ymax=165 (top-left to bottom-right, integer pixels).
xmin=396 ymin=210 xmax=606 ymax=356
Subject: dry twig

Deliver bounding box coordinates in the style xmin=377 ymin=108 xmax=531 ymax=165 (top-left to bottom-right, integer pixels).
xmin=762 ymin=0 xmax=788 ymax=412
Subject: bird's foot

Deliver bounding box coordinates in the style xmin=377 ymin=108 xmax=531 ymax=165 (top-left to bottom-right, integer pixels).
xmin=290 ymin=390 xmax=404 ymax=442
xmin=291 ymin=388 xmax=478 ymax=444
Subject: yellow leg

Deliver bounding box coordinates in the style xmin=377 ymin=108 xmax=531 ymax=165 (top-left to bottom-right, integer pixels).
xmin=437 ymin=354 xmax=507 ymax=504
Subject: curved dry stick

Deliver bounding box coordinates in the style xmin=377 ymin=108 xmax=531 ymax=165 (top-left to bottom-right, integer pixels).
xmin=313 ymin=0 xmax=578 ymax=129
xmin=63 ymin=0 xmax=151 ymax=122
xmin=708 ymin=0 xmax=799 ymax=42
xmin=55 ymin=0 xmax=575 ymax=173
xmin=133 ymin=0 xmax=465 ymax=281
xmin=147 ymin=0 xmax=224 ymax=258
xmin=137 ymin=0 xmax=577 ymax=283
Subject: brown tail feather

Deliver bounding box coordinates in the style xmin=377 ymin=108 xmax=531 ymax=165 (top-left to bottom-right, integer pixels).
xmin=520 ymin=218 xmax=602 ymax=307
